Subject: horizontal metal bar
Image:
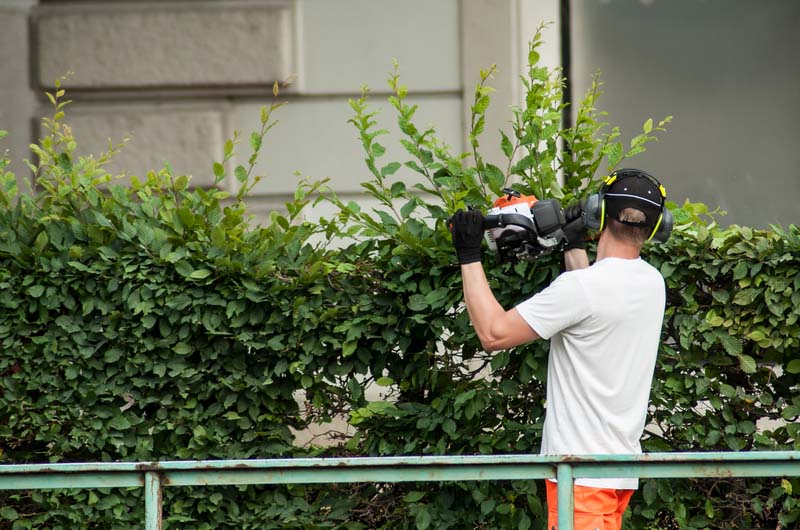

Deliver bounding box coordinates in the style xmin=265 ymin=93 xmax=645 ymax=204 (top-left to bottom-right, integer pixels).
xmin=3 ymin=451 xmax=798 ymax=475
xmin=164 ymin=463 xmax=556 ymax=486
xmin=1 ymin=452 xmax=798 ymax=491
xmin=575 ymin=461 xmax=800 ymax=480
xmin=0 ymin=473 xmax=142 ymax=490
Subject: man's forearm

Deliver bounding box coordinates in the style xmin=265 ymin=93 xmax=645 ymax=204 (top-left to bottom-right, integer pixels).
xmin=564 ymin=248 xmax=589 ymax=271
xmin=461 ymin=262 xmax=506 ymax=338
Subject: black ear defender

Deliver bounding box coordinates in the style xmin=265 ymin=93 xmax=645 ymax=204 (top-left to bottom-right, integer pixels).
xmin=581 ymin=169 xmax=672 ymax=243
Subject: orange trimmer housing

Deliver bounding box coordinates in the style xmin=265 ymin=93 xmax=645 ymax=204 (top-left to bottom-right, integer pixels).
xmin=491 ymin=192 xmax=538 ymax=210
xmin=483 ymin=191 xmax=539 ymax=252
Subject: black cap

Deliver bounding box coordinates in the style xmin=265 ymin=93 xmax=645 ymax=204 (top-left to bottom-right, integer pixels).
xmin=604 ymin=169 xmax=665 ymax=227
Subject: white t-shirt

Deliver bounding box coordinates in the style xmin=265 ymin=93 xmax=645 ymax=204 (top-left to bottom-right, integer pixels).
xmin=515 ymin=257 xmax=665 ymax=490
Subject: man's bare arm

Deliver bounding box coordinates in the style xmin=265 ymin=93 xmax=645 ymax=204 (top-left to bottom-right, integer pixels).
xmin=460 ymin=262 xmax=539 ymax=352
xmin=564 ymin=248 xmax=589 ymax=271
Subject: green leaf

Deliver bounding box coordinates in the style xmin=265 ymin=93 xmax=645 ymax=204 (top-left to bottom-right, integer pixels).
xmin=0 ymin=507 xmax=19 ymax=521
xmin=500 ymin=131 xmax=513 ymax=158
xmin=387 ymin=182 xmax=405 ymax=199
xmin=484 ymin=164 xmax=505 ymax=196
xmin=27 ymin=285 xmax=45 ymax=298
xmin=178 ymin=206 xmax=195 ymax=228
xmin=704 ymin=499 xmax=715 ymax=519
xmin=407 ymin=294 xmax=428 ymax=311
xmin=342 ymin=340 xmax=357 ymax=357
xmin=250 ymin=131 xmax=262 ymax=152
xmin=104 ymin=349 xmax=123 ymax=363
xmin=786 ymin=359 xmax=800 ymax=374
xmin=474 ymin=95 xmax=490 ymax=115
xmin=173 ymin=175 xmax=189 ymax=191
xmin=190 ymin=269 xmax=212 ymax=279
xmin=234 ymin=165 xmax=248 ymax=183
xmin=34 ymin=230 xmax=49 ymax=254
xmin=606 ymin=142 xmax=623 ymax=167
xmin=382 ymin=162 xmax=402 ymax=177
xmin=481 ymin=499 xmax=496 ymax=515
xmin=718 ymin=333 xmax=742 ymax=356
xmin=371 ymin=142 xmax=386 ymax=158
xmin=643 ymin=481 xmax=658 ymax=504
xmin=415 ymin=506 xmax=432 ymax=530
xmin=737 ymin=354 xmax=757 ymax=374
xmin=404 ymin=491 xmax=425 ymax=503
xmin=705 ymin=310 xmax=723 ymax=327
xmin=108 ymin=415 xmax=132 ymax=430
xmin=711 ymin=289 xmax=730 ymax=304
xmin=472 ymin=115 xmax=485 ymax=137
xmin=173 ymin=343 xmax=192 ymax=355
xmin=400 ymin=198 xmax=417 ymax=219
xmin=733 ymin=261 xmax=749 ymax=280
xmin=193 ymin=425 xmax=207 ymax=439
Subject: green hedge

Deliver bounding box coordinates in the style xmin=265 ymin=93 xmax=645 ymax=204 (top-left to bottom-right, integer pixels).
xmin=1 ymin=30 xmax=799 ymax=530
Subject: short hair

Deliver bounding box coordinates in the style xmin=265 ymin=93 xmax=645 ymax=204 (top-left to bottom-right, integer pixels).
xmin=605 ymin=207 xmax=651 ymax=246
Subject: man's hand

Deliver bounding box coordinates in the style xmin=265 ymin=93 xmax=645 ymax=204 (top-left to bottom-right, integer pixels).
xmin=562 ymin=202 xmax=587 ymax=251
xmin=449 ymin=209 xmax=484 ymax=264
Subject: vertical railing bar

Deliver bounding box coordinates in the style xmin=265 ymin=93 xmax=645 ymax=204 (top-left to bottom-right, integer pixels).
xmin=556 ymin=463 xmax=574 ymax=530
xmin=144 ymin=471 xmax=163 ymax=530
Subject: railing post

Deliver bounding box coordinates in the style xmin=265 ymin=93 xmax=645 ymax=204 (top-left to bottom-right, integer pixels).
xmin=144 ymin=471 xmax=163 ymax=530
xmin=556 ymin=463 xmax=574 ymax=530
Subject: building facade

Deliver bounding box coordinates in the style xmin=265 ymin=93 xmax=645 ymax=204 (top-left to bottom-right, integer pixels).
xmin=2 ymin=0 xmax=798 ymax=228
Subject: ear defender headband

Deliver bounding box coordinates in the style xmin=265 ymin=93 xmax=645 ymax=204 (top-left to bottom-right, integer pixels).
xmin=582 ymin=169 xmax=673 ymax=242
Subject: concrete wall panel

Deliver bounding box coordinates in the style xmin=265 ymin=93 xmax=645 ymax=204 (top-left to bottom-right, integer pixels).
xmin=1 ymin=1 xmax=37 ymax=177
xmin=233 ymin=94 xmax=464 ymax=196
xmin=34 ymin=1 xmax=293 ymax=89
xmin=461 ymin=0 xmax=561 ymax=170
xmin=61 ymin=103 xmax=226 ymax=186
xmin=298 ymin=0 xmax=460 ymax=94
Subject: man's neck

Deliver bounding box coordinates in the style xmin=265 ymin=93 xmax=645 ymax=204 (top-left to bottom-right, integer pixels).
xmin=596 ymin=233 xmax=642 ymax=261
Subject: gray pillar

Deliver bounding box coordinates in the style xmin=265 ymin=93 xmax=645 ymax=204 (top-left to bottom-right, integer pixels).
xmin=461 ymin=0 xmax=561 ymax=170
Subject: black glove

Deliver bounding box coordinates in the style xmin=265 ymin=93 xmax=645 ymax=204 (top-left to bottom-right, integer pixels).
xmin=449 ymin=209 xmax=484 ymax=264
xmin=562 ymin=202 xmax=587 ymax=251
xmin=563 ymin=202 xmax=583 ymax=223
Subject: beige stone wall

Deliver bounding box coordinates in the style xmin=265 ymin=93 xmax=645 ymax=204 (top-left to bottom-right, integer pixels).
xmin=64 ymin=101 xmax=228 ymax=187
xmin=9 ymin=0 xmax=562 ymax=227
xmin=28 ymin=0 xmax=296 ymax=202
xmin=34 ymin=3 xmax=293 ymax=89
xmin=0 ymin=0 xmax=38 ymax=182
xmin=7 ymin=0 xmax=799 ymax=230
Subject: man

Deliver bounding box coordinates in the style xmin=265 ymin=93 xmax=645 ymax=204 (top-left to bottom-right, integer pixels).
xmin=449 ymin=169 xmax=669 ymax=530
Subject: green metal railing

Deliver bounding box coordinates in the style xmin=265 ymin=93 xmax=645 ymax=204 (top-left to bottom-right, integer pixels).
xmin=1 ymin=451 xmax=799 ymax=530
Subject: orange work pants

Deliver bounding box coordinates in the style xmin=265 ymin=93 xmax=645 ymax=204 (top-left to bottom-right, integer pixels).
xmin=545 ymin=480 xmax=634 ymax=530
